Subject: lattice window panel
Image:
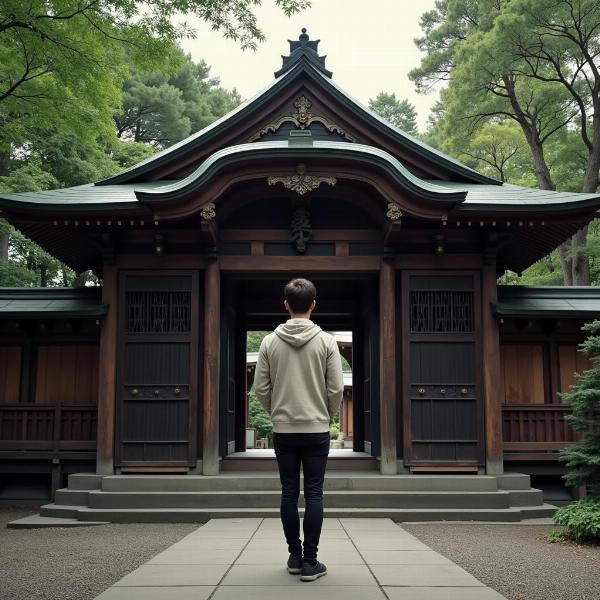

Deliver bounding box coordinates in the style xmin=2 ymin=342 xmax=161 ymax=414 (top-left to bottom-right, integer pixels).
xmin=126 ymin=291 xmax=191 ymax=333
xmin=409 ymin=290 xmax=473 ymax=333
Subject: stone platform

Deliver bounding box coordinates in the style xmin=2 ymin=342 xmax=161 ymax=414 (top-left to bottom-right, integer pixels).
xmin=91 ymin=517 xmax=508 ymax=599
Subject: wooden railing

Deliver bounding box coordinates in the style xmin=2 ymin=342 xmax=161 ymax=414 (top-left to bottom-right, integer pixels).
xmin=502 ymin=404 xmax=578 ymax=459
xmin=0 ymin=405 xmax=97 ymax=452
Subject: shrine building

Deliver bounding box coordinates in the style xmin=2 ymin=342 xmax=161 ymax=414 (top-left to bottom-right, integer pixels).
xmin=1 ymin=30 xmax=599 ymax=521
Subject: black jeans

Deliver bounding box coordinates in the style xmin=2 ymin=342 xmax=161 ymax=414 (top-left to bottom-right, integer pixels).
xmin=273 ymin=431 xmax=330 ymax=561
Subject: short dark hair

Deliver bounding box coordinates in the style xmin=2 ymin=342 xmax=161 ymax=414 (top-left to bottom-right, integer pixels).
xmin=284 ymin=278 xmax=316 ymax=313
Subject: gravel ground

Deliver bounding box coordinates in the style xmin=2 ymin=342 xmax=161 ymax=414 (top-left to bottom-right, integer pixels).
xmin=404 ymin=522 xmax=600 ymax=600
xmin=1 ymin=507 xmax=198 ymax=600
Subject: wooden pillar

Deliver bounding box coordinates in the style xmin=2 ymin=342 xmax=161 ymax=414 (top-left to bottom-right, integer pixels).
xmin=96 ymin=264 xmax=118 ymax=475
xmin=202 ymin=259 xmax=221 ymax=475
xmin=482 ymin=263 xmax=504 ymax=475
xmin=379 ymin=259 xmax=398 ymax=474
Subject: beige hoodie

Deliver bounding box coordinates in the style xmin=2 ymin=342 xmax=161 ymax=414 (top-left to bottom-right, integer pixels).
xmin=252 ymin=318 xmax=345 ymax=433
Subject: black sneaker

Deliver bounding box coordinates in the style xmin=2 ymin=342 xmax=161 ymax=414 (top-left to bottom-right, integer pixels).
xmin=300 ymin=560 xmax=327 ymax=581
xmin=287 ymin=554 xmax=303 ymax=574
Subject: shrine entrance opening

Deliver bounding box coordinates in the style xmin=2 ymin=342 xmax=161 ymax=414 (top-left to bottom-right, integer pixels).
xmin=219 ymin=274 xmax=381 ymax=463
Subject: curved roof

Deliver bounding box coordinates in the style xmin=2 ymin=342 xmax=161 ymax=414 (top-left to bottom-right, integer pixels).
xmin=0 ymin=286 xmax=107 ymax=318
xmin=133 ymin=140 xmax=468 ymax=204
xmin=2 ymin=140 xmax=600 ymax=215
xmin=96 ymin=58 xmax=499 ymax=187
xmin=494 ymin=285 xmax=600 ymax=317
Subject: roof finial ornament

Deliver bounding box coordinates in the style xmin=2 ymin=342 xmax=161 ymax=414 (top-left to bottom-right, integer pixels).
xmin=274 ymin=27 xmax=333 ymax=78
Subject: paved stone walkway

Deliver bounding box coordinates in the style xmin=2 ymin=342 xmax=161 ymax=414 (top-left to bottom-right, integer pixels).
xmin=93 ymin=518 xmax=507 ymax=600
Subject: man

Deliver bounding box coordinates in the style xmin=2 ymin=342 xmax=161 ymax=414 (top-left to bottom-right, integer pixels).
xmin=253 ymin=277 xmax=344 ymax=582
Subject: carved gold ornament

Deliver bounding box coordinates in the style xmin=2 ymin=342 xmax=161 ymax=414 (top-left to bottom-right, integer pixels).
xmin=267 ymin=163 xmax=337 ymax=196
xmin=200 ymin=202 xmax=216 ymax=221
xmin=386 ymin=202 xmax=402 ymax=222
xmin=250 ymin=95 xmax=356 ymax=141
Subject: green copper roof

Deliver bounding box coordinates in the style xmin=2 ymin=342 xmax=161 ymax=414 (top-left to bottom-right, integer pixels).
xmin=0 ymin=286 xmax=107 ymax=318
xmin=494 ymin=285 xmax=600 ymax=317
xmin=134 ymin=141 xmax=467 ymax=204
xmin=2 ymin=140 xmax=600 ymax=214
xmin=95 ymin=50 xmax=498 ymax=187
xmin=425 ymin=181 xmax=600 ymax=212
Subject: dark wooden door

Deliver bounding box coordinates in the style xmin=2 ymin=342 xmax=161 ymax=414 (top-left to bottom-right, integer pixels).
xmin=358 ymin=284 xmax=379 ymax=457
xmin=115 ymin=271 xmax=200 ymax=467
xmin=401 ymin=271 xmax=484 ymax=466
xmin=220 ymin=301 xmax=237 ymax=456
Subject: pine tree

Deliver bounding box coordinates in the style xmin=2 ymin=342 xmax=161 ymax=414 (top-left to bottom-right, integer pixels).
xmin=558 ymin=319 xmax=600 ymax=497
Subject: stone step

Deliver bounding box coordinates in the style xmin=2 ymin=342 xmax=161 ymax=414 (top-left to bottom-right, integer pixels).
xmin=97 ymin=473 xmax=499 ymax=493
xmin=39 ymin=504 xmax=86 ymax=518
xmin=66 ymin=504 xmax=556 ymax=523
xmin=67 ymin=473 xmax=103 ymax=490
xmin=11 ymin=503 xmax=558 ymax=528
xmin=54 ymin=489 xmax=91 ymax=506
xmin=507 ymin=489 xmax=544 ymax=507
xmin=7 ymin=514 xmax=109 ymax=529
xmin=86 ymin=489 xmax=512 ymax=510
xmin=496 ymin=473 xmax=533 ymax=490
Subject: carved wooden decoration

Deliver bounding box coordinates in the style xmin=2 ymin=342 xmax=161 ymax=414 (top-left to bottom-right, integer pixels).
xmin=268 ymin=163 xmax=337 ymax=195
xmin=250 ymin=95 xmax=356 ymax=141
xmin=200 ymin=202 xmax=216 ymax=221
xmin=387 ymin=202 xmax=402 ymax=222
xmin=290 ymin=205 xmax=312 ymax=253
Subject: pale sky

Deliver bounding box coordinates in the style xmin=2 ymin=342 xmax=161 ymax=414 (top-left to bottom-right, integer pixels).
xmin=179 ymin=0 xmax=440 ymax=132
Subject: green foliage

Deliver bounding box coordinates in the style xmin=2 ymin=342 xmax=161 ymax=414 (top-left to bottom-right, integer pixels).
xmin=557 ymin=320 xmax=600 ymax=496
xmin=115 ymin=51 xmax=240 ymax=148
xmin=247 ymin=331 xmax=270 ymax=352
xmin=329 ymin=423 xmax=340 ymax=440
xmin=414 ymin=0 xmax=600 ymax=284
xmin=545 ymin=529 xmax=567 ymax=543
xmin=0 ymin=259 xmax=39 ymax=287
xmin=248 ymin=390 xmax=272 ymax=445
xmin=368 ymin=92 xmax=418 ymax=136
xmin=552 ymin=498 xmax=600 ymax=543
xmin=444 ymin=121 xmax=536 ymax=185
xmin=109 ymin=139 xmax=157 ymax=169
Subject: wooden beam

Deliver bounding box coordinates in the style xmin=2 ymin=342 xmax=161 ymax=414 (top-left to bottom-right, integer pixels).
xmin=202 ymin=259 xmax=221 ymax=475
xmin=336 ymin=242 xmax=350 ymax=256
xmin=116 ymin=254 xmax=209 ymax=269
xmin=379 ymin=259 xmax=397 ymax=474
xmin=96 ymin=263 xmax=117 ymax=475
xmin=392 ymin=254 xmax=483 ymax=269
xmin=219 ymin=229 xmax=382 ymax=242
xmin=481 ymin=262 xmax=504 ymax=475
xmin=219 ymin=256 xmax=380 ymax=272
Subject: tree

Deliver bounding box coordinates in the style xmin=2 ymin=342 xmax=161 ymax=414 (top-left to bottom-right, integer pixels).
xmin=411 ymin=0 xmax=598 ymax=284
xmin=557 ymin=319 xmax=600 ymax=497
xmin=492 ymin=0 xmax=600 ymax=284
xmin=368 ymin=92 xmax=419 ymax=135
xmin=444 ymin=120 xmax=536 ymax=184
xmin=115 ymin=51 xmax=240 ymax=148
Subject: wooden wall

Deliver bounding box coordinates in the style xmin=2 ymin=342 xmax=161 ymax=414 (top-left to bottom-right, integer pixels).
xmin=34 ymin=345 xmax=99 ymax=405
xmin=499 ymin=338 xmax=592 ymax=405
xmin=0 ymin=346 xmax=22 ymax=403
xmin=500 ymin=343 xmax=545 ymax=404
xmin=0 ymin=341 xmax=99 ymax=405
xmin=558 ymin=343 xmax=593 ymax=397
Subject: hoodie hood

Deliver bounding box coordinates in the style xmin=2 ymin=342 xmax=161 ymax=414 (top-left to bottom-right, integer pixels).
xmin=274 ymin=318 xmax=323 ymax=348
